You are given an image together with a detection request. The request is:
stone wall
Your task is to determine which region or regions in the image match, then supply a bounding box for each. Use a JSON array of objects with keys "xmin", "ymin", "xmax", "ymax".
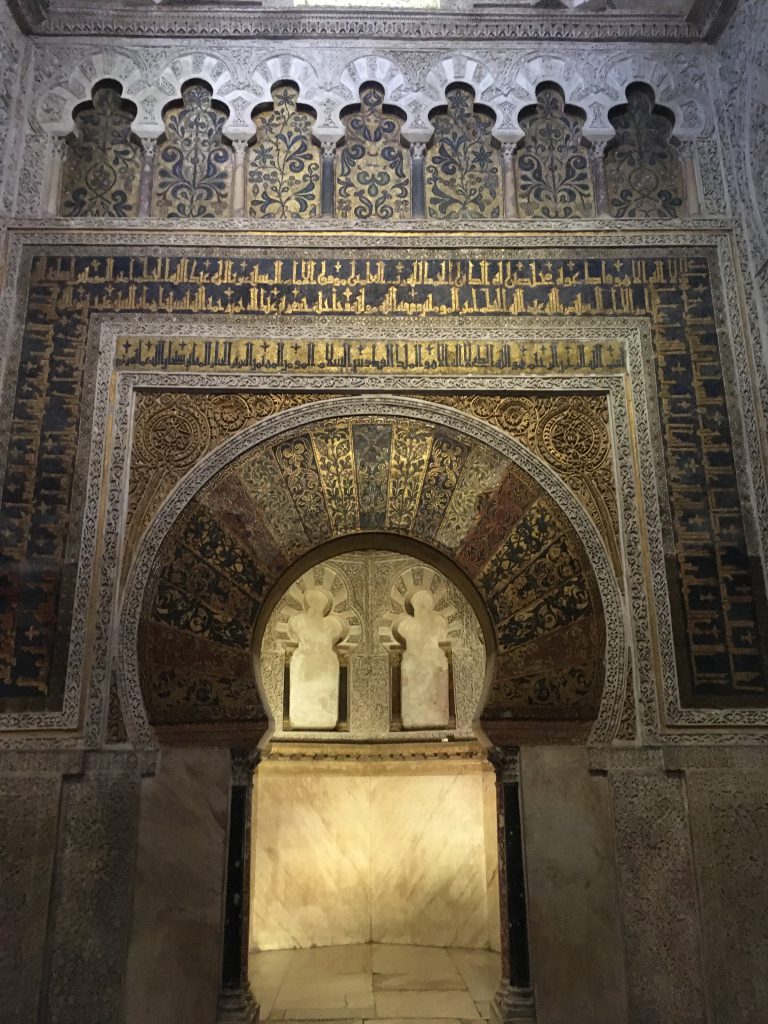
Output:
[{"xmin": 714, "ymin": 0, "xmax": 768, "ymax": 462}]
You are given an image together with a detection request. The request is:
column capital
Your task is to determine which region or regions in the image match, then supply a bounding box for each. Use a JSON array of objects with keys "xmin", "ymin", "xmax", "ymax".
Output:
[
  {"xmin": 231, "ymin": 747, "xmax": 260, "ymax": 786},
  {"xmin": 140, "ymin": 138, "xmax": 158, "ymax": 159},
  {"xmin": 501, "ymin": 141, "xmax": 517, "ymax": 162},
  {"xmin": 232, "ymin": 139, "xmax": 249, "ymax": 162},
  {"xmin": 321, "ymin": 140, "xmax": 338, "ymax": 160},
  {"xmin": 51, "ymin": 135, "xmax": 68, "ymax": 159},
  {"xmin": 410, "ymin": 141, "xmax": 427, "ymax": 161},
  {"xmin": 489, "ymin": 746, "xmax": 520, "ymax": 783}
]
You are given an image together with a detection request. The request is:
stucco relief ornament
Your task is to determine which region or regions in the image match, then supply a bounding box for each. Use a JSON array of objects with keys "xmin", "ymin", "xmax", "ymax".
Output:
[
  {"xmin": 396, "ymin": 589, "xmax": 451, "ymax": 729},
  {"xmin": 287, "ymin": 588, "xmax": 346, "ymax": 729}
]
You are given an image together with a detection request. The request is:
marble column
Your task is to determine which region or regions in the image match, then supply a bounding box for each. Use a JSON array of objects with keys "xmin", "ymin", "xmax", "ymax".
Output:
[
  {"xmin": 489, "ymin": 748, "xmax": 536, "ymax": 1023},
  {"xmin": 501, "ymin": 142, "xmax": 519, "ymax": 219},
  {"xmin": 138, "ymin": 138, "xmax": 157, "ymax": 218},
  {"xmin": 590, "ymin": 140, "xmax": 611, "ymax": 217},
  {"xmin": 679, "ymin": 140, "xmax": 701, "ymax": 217},
  {"xmin": 321, "ymin": 141, "xmax": 337, "ymax": 216},
  {"xmin": 410, "ymin": 142, "xmax": 427, "ymax": 218},
  {"xmin": 45, "ymin": 136, "xmax": 68, "ymax": 216},
  {"xmin": 231, "ymin": 140, "xmax": 249, "ymax": 218},
  {"xmin": 216, "ymin": 748, "xmax": 261, "ymax": 1024}
]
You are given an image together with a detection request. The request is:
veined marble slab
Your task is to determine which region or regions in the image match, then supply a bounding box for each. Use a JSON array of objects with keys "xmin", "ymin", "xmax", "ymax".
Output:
[{"xmin": 250, "ymin": 762, "xmax": 500, "ymax": 951}]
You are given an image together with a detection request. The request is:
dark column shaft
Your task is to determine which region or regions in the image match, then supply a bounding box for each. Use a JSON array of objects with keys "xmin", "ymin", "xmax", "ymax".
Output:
[
  {"xmin": 221, "ymin": 783, "xmax": 248, "ymax": 990},
  {"xmin": 410, "ymin": 143, "xmax": 426, "ymax": 218},
  {"xmin": 503, "ymin": 780, "xmax": 531, "ymax": 988},
  {"xmin": 490, "ymin": 747, "xmax": 536, "ymax": 1023},
  {"xmin": 321, "ymin": 142, "xmax": 336, "ymax": 216},
  {"xmin": 216, "ymin": 749, "xmax": 259, "ymax": 1023}
]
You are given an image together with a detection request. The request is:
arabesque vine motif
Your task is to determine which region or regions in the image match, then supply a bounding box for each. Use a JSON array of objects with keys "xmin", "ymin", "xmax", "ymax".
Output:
[
  {"xmin": 425, "ymin": 84, "xmax": 501, "ymax": 219},
  {"xmin": 337, "ymin": 84, "xmax": 410, "ymax": 220},
  {"xmin": 605, "ymin": 85, "xmax": 685, "ymax": 219},
  {"xmin": 248, "ymin": 83, "xmax": 321, "ymax": 219},
  {"xmin": 514, "ymin": 84, "xmax": 595, "ymax": 218},
  {"xmin": 60, "ymin": 85, "xmax": 140, "ymax": 217},
  {"xmin": 153, "ymin": 82, "xmax": 232, "ymax": 218}
]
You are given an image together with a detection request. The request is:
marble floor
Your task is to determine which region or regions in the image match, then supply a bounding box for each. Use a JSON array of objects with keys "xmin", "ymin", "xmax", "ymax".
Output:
[{"xmin": 248, "ymin": 943, "xmax": 501, "ymax": 1022}]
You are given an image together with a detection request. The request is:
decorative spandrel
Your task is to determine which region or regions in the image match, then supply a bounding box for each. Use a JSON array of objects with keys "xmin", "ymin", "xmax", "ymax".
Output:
[
  {"xmin": 425, "ymin": 84, "xmax": 501, "ymax": 220},
  {"xmin": 514, "ymin": 84, "xmax": 595, "ymax": 219},
  {"xmin": 153, "ymin": 82, "xmax": 232, "ymax": 218},
  {"xmin": 605, "ymin": 84, "xmax": 685, "ymax": 219},
  {"xmin": 60, "ymin": 84, "xmax": 140, "ymax": 217},
  {"xmin": 337, "ymin": 83, "xmax": 410, "ymax": 220},
  {"xmin": 248, "ymin": 83, "xmax": 321, "ymax": 219}
]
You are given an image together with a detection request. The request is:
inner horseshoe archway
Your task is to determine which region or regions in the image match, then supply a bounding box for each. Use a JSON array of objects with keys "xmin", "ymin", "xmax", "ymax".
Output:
[
  {"xmin": 247, "ymin": 548, "xmax": 502, "ymax": 1019},
  {"xmin": 133, "ymin": 403, "xmax": 612, "ymax": 744}
]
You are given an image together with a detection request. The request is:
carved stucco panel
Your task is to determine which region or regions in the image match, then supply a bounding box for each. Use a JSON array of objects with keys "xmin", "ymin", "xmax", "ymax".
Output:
[
  {"xmin": 42, "ymin": 754, "xmax": 141, "ymax": 1024},
  {"xmin": 610, "ymin": 770, "xmax": 707, "ymax": 1024},
  {"xmin": 0, "ymin": 772, "xmax": 62, "ymax": 1024},
  {"xmin": 687, "ymin": 770, "xmax": 768, "ymax": 1024}
]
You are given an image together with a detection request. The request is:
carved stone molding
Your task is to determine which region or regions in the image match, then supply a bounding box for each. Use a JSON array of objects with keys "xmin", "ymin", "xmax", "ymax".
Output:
[
  {"xmin": 14, "ymin": 4, "xmax": 737, "ymax": 42},
  {"xmin": 30, "ymin": 42, "xmax": 710, "ymax": 147}
]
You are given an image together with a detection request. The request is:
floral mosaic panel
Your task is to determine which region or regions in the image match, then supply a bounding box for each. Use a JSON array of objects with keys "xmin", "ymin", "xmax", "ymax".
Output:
[
  {"xmin": 60, "ymin": 84, "xmax": 140, "ymax": 217},
  {"xmin": 153, "ymin": 82, "xmax": 232, "ymax": 218},
  {"xmin": 337, "ymin": 83, "xmax": 410, "ymax": 220},
  {"xmin": 514, "ymin": 84, "xmax": 595, "ymax": 218},
  {"xmin": 605, "ymin": 84, "xmax": 686, "ymax": 219},
  {"xmin": 248, "ymin": 83, "xmax": 321, "ymax": 219},
  {"xmin": 425, "ymin": 84, "xmax": 501, "ymax": 219}
]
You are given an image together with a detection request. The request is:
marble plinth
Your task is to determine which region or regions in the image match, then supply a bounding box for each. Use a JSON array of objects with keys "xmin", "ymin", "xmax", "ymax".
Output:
[{"xmin": 250, "ymin": 760, "xmax": 500, "ymax": 951}]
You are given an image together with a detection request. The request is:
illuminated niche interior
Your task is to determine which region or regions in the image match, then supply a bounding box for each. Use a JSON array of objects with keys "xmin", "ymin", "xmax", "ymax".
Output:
[{"xmin": 249, "ymin": 550, "xmax": 501, "ymax": 963}]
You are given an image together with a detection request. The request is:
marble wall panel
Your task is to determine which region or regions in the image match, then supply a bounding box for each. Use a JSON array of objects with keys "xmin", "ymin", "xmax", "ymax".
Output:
[
  {"xmin": 124, "ymin": 748, "xmax": 230, "ymax": 1024},
  {"xmin": 687, "ymin": 770, "xmax": 768, "ymax": 1024},
  {"xmin": 482, "ymin": 768, "xmax": 502, "ymax": 954},
  {"xmin": 250, "ymin": 766, "xmax": 372, "ymax": 950},
  {"xmin": 521, "ymin": 747, "xmax": 628, "ymax": 1024},
  {"xmin": 250, "ymin": 761, "xmax": 500, "ymax": 952},
  {"xmin": 370, "ymin": 769, "xmax": 494, "ymax": 948},
  {"xmin": 0, "ymin": 770, "xmax": 61, "ymax": 1024}
]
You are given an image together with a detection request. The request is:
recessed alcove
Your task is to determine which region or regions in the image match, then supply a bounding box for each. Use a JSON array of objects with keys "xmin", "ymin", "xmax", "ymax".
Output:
[{"xmin": 249, "ymin": 550, "xmax": 501, "ymax": 1020}]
